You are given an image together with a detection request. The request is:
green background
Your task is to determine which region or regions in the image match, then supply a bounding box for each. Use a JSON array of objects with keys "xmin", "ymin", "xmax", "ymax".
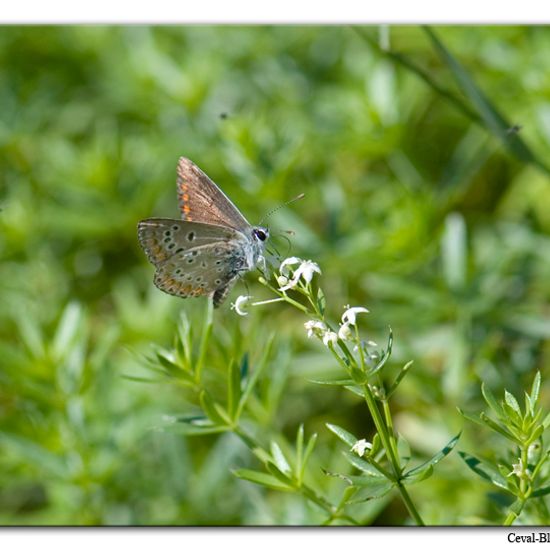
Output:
[{"xmin": 1, "ymin": 25, "xmax": 550, "ymax": 525}]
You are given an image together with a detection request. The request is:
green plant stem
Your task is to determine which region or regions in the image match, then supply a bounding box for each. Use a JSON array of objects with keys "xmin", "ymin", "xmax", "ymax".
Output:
[
  {"xmin": 504, "ymin": 500, "xmax": 525, "ymax": 526},
  {"xmin": 362, "ymin": 383, "xmax": 424, "ymax": 525}
]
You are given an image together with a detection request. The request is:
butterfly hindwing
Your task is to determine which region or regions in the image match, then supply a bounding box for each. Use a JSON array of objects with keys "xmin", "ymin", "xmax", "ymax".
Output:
[
  {"xmin": 154, "ymin": 242, "xmax": 248, "ymax": 305},
  {"xmin": 137, "ymin": 218, "xmax": 250, "ymax": 306},
  {"xmin": 177, "ymin": 157, "xmax": 251, "ymax": 231}
]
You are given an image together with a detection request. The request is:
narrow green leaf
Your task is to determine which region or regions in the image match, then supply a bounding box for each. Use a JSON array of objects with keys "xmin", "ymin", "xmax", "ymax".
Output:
[
  {"xmin": 196, "ymin": 299, "xmax": 214, "ymax": 376},
  {"xmin": 442, "ymin": 213, "xmax": 466, "ymax": 291},
  {"xmin": 15, "ymin": 315, "xmax": 45, "ymax": 358},
  {"xmin": 397, "ymin": 434, "xmax": 411, "ymax": 466},
  {"xmin": 296, "ymin": 424, "xmax": 304, "ymax": 477},
  {"xmin": 530, "ymin": 371, "xmax": 541, "ymax": 409},
  {"xmin": 532, "ymin": 485, "xmax": 550, "ymax": 498},
  {"xmin": 237, "ymin": 333, "xmax": 274, "ymax": 416},
  {"xmin": 404, "ymin": 433, "xmax": 461, "ymax": 480},
  {"xmin": 240, "ymin": 352, "xmax": 249, "ymax": 381},
  {"xmin": 480, "ymin": 412, "xmax": 519, "ymax": 443},
  {"xmin": 177, "ymin": 312, "xmax": 192, "ymax": 368},
  {"xmin": 504, "ymin": 390, "xmax": 522, "ymax": 416},
  {"xmin": 344, "ymin": 385, "xmax": 364, "ymax": 398},
  {"xmin": 121, "ymin": 374, "xmax": 161, "ymax": 384},
  {"xmin": 232, "ymin": 469, "xmax": 292, "ymax": 491},
  {"xmin": 423, "ymin": 26, "xmax": 550, "ymax": 175},
  {"xmin": 481, "ymin": 383, "xmax": 504, "ymax": 418},
  {"xmin": 458, "ymin": 407, "xmax": 487, "ymax": 428},
  {"xmin": 302, "ymin": 433, "xmax": 318, "ymax": 475},
  {"xmin": 346, "ymin": 480, "xmax": 394, "ymax": 503},
  {"xmin": 154, "ymin": 351, "xmax": 182, "ymax": 376},
  {"xmin": 326, "ymin": 423, "xmax": 356, "ymax": 447},
  {"xmin": 459, "ymin": 451, "xmax": 509, "ymax": 490},
  {"xmin": 543, "ymin": 411, "xmax": 550, "ymax": 429},
  {"xmin": 167, "ymin": 424, "xmax": 228, "ymax": 436},
  {"xmin": 322, "ymin": 468, "xmax": 353, "ymax": 485},
  {"xmin": 309, "ymin": 378, "xmax": 356, "ymax": 386},
  {"xmin": 526, "ymin": 424, "xmax": 544, "ymax": 447},
  {"xmin": 402, "ymin": 465, "xmax": 434, "ymax": 485},
  {"xmin": 53, "ymin": 302, "xmax": 82, "ymax": 360},
  {"xmin": 270, "ymin": 441, "xmax": 292, "ymax": 475},
  {"xmin": 386, "ymin": 360, "xmax": 413, "ymax": 399},
  {"xmin": 317, "ymin": 287, "xmax": 326, "ymax": 316},
  {"xmin": 344, "ymin": 453, "xmax": 385, "ymax": 478},
  {"xmin": 524, "ymin": 391, "xmax": 533, "ymax": 419},
  {"xmin": 200, "ymin": 390, "xmax": 227, "ymax": 426},
  {"xmin": 227, "ymin": 359, "xmax": 241, "ymax": 420},
  {"xmin": 368, "ymin": 328, "xmax": 393, "ymax": 377},
  {"xmin": 266, "ymin": 462, "xmax": 294, "ymax": 486},
  {"xmin": 0, "ymin": 433, "xmax": 66, "ymax": 477}
]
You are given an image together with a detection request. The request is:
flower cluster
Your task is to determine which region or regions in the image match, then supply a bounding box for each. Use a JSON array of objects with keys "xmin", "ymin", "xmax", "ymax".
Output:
[{"xmin": 304, "ymin": 305, "xmax": 369, "ymax": 348}]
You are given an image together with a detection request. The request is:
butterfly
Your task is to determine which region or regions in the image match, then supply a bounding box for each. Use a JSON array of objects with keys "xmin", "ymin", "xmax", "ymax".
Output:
[{"xmin": 137, "ymin": 157, "xmax": 269, "ymax": 308}]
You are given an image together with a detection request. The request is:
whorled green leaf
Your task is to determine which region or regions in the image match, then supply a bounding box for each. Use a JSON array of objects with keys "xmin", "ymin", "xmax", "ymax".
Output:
[
  {"xmin": 232, "ymin": 469, "xmax": 293, "ymax": 491},
  {"xmin": 346, "ymin": 479, "xmax": 395, "ymax": 503},
  {"xmin": 459, "ymin": 451, "xmax": 509, "ymax": 491},
  {"xmin": 368, "ymin": 328, "xmax": 393, "ymax": 376},
  {"xmin": 504, "ymin": 390, "xmax": 521, "ymax": 416},
  {"xmin": 344, "ymin": 452, "xmax": 386, "ymax": 478},
  {"xmin": 309, "ymin": 378, "xmax": 356, "ymax": 386},
  {"xmin": 480, "ymin": 412, "xmax": 519, "ymax": 443},
  {"xmin": 227, "ymin": 359, "xmax": 241, "ymax": 420},
  {"xmin": 317, "ymin": 287, "xmax": 326, "ymax": 316},
  {"xmin": 397, "ymin": 433, "xmax": 411, "ymax": 466},
  {"xmin": 53, "ymin": 302, "xmax": 82, "ymax": 360},
  {"xmin": 270, "ymin": 441, "xmax": 292, "ymax": 475},
  {"xmin": 326, "ymin": 423, "xmax": 357, "ymax": 447},
  {"xmin": 404, "ymin": 433, "xmax": 460, "ymax": 483},
  {"xmin": 481, "ymin": 383, "xmax": 504, "ymax": 418},
  {"xmin": 344, "ymin": 385, "xmax": 364, "ymax": 398},
  {"xmin": 402, "ymin": 465, "xmax": 434, "ymax": 485},
  {"xmin": 199, "ymin": 390, "xmax": 228, "ymax": 426},
  {"xmin": 302, "ymin": 433, "xmax": 318, "ymax": 475},
  {"xmin": 324, "ymin": 470, "xmax": 394, "ymax": 500},
  {"xmin": 532, "ymin": 485, "xmax": 550, "ymax": 498},
  {"xmin": 266, "ymin": 462, "xmax": 294, "ymax": 486},
  {"xmin": 237, "ymin": 333, "xmax": 275, "ymax": 417},
  {"xmin": 386, "ymin": 360, "xmax": 413, "ymax": 399}
]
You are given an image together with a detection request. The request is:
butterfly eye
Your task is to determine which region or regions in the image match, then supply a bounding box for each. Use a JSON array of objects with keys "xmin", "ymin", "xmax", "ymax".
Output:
[{"xmin": 254, "ymin": 228, "xmax": 268, "ymax": 242}]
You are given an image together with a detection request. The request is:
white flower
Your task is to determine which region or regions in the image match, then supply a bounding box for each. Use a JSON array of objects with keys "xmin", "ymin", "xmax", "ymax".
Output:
[
  {"xmin": 322, "ymin": 330, "xmax": 338, "ymax": 347},
  {"xmin": 304, "ymin": 320, "xmax": 326, "ymax": 338},
  {"xmin": 351, "ymin": 439, "xmax": 372, "ymax": 457},
  {"xmin": 341, "ymin": 306, "xmax": 369, "ymax": 326},
  {"xmin": 279, "ymin": 257, "xmax": 302, "ymax": 277},
  {"xmin": 231, "ymin": 295, "xmax": 252, "ymax": 316},
  {"xmin": 508, "ymin": 458, "xmax": 530, "ymax": 480},
  {"xmin": 279, "ymin": 258, "xmax": 322, "ymax": 291},
  {"xmin": 338, "ymin": 323, "xmax": 353, "ymax": 341},
  {"xmin": 277, "ymin": 275, "xmax": 289, "ymax": 287},
  {"xmin": 295, "ymin": 260, "xmax": 321, "ymax": 284}
]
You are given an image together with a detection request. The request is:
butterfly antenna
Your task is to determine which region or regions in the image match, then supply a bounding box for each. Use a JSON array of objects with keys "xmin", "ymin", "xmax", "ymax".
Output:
[{"xmin": 259, "ymin": 193, "xmax": 305, "ymax": 226}]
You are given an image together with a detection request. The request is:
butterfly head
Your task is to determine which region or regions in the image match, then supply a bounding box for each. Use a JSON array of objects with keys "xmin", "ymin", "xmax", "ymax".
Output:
[{"xmin": 252, "ymin": 226, "xmax": 269, "ymax": 243}]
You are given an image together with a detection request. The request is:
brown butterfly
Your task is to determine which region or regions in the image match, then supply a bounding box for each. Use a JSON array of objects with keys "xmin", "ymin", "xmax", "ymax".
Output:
[{"xmin": 137, "ymin": 157, "xmax": 269, "ymax": 307}]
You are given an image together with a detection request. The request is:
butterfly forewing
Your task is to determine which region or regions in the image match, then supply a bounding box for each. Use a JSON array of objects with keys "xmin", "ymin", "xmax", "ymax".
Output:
[
  {"xmin": 137, "ymin": 218, "xmax": 241, "ymax": 265},
  {"xmin": 177, "ymin": 157, "xmax": 251, "ymax": 231}
]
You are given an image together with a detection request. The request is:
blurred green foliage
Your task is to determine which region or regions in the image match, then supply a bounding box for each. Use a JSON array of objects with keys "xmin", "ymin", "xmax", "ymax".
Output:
[{"xmin": 1, "ymin": 25, "xmax": 550, "ymax": 525}]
